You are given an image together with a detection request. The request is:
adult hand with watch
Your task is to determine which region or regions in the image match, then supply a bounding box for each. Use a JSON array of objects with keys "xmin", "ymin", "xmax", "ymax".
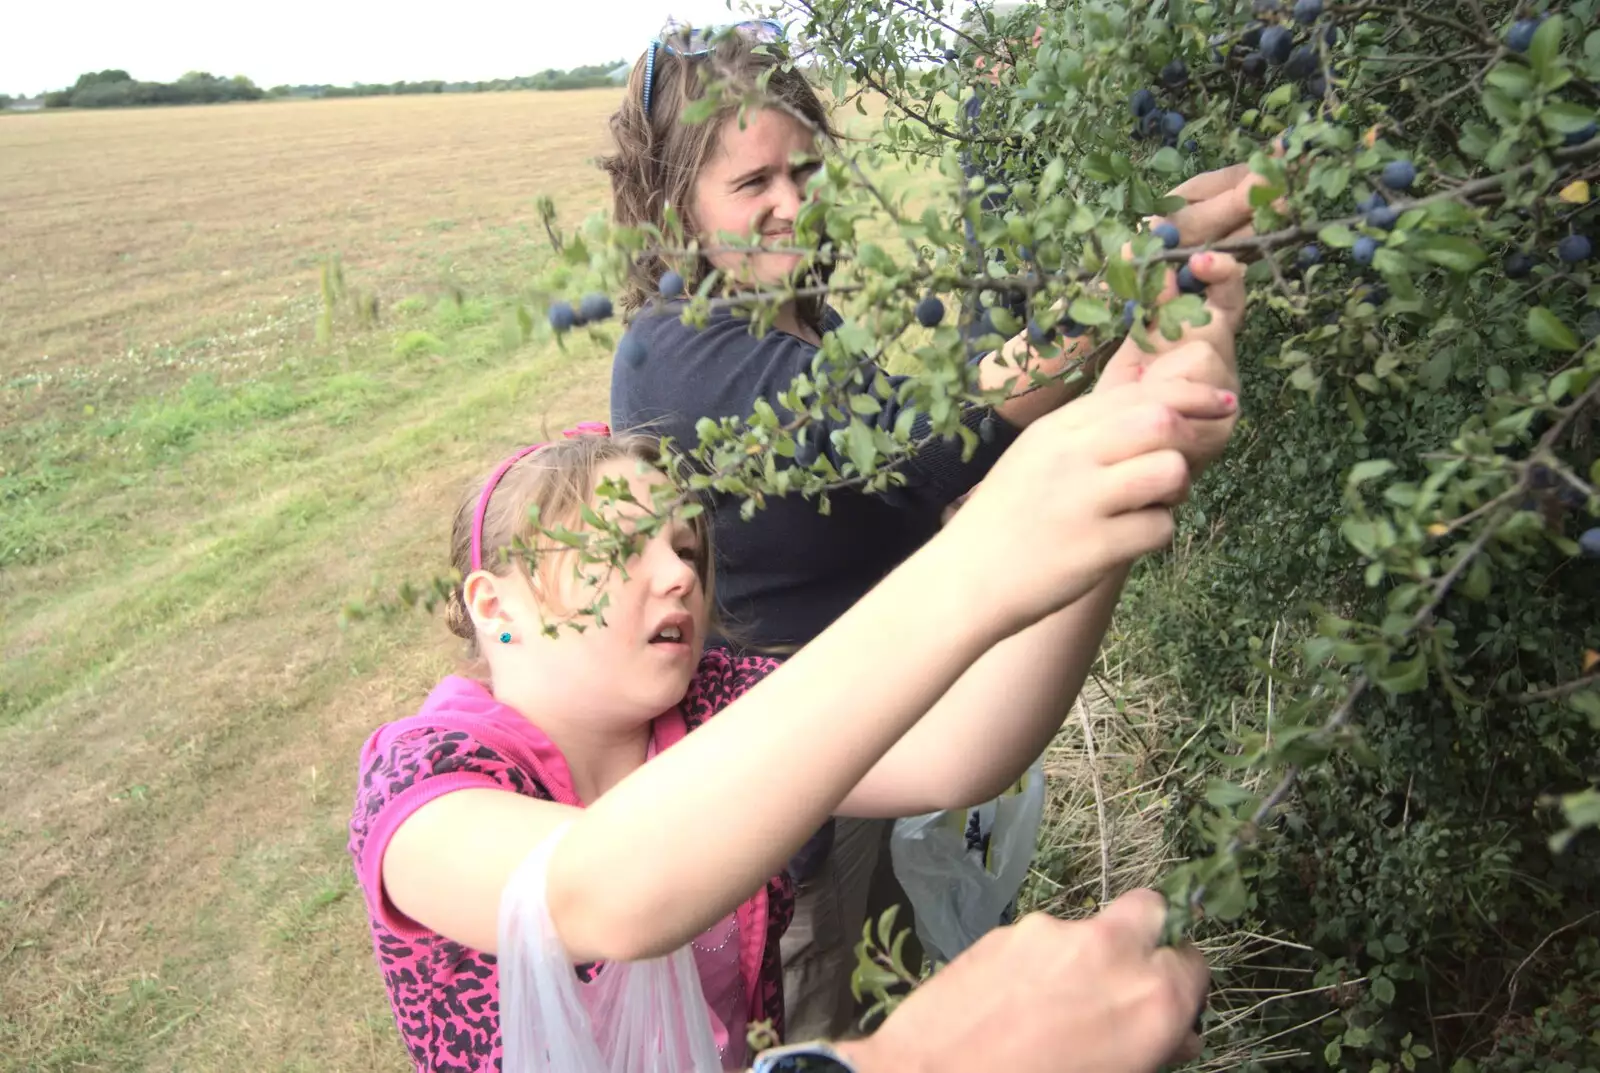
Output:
[{"xmin": 754, "ymin": 889, "xmax": 1208, "ymax": 1073}]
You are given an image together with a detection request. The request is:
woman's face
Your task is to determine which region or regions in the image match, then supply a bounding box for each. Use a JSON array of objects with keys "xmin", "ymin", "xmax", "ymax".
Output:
[{"xmin": 691, "ymin": 107, "xmax": 820, "ymax": 288}]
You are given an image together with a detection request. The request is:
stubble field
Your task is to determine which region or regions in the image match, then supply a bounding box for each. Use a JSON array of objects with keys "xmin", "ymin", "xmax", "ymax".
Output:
[{"xmin": 1, "ymin": 89, "xmax": 628, "ymax": 1071}]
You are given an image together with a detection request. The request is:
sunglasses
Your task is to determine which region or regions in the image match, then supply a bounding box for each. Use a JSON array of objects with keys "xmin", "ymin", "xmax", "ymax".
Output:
[{"xmin": 643, "ymin": 17, "xmax": 788, "ymax": 119}]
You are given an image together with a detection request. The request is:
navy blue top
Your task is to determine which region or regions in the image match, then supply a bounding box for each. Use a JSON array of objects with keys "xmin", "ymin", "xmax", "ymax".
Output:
[{"xmin": 610, "ymin": 302, "xmax": 1020, "ymax": 651}]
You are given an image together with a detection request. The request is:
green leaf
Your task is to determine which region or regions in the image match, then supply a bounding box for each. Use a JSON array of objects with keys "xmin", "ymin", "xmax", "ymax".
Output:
[
  {"xmin": 1081, "ymin": 152, "xmax": 1117, "ymax": 183},
  {"xmin": 1486, "ymin": 64, "xmax": 1536, "ymax": 96},
  {"xmin": 1205, "ymin": 865, "xmax": 1248, "ymax": 922},
  {"xmin": 849, "ymin": 393, "xmax": 882, "ymax": 417},
  {"xmin": 1530, "ymin": 14, "xmax": 1565, "ymax": 78},
  {"xmin": 1460, "ymin": 556, "xmax": 1491, "ymax": 601},
  {"xmin": 1376, "ymin": 653, "xmax": 1428, "ymax": 695},
  {"xmin": 1384, "ymin": 932, "xmax": 1410, "ymax": 954},
  {"xmin": 844, "ymin": 421, "xmax": 877, "ymax": 475},
  {"xmin": 1343, "ymin": 518, "xmax": 1378, "ymax": 557},
  {"xmin": 1347, "ymin": 459, "xmax": 1395, "ymax": 488},
  {"xmin": 1410, "ymin": 236, "xmax": 1486, "ymax": 274},
  {"xmin": 1539, "ymin": 101, "xmax": 1598, "ymax": 134},
  {"xmin": 1150, "ymin": 146, "xmax": 1183, "ymax": 174},
  {"xmin": 1068, "ymin": 298, "xmax": 1112, "ymax": 326},
  {"xmin": 1319, "ymin": 223, "xmax": 1357, "ymax": 249},
  {"xmin": 1325, "ymin": 1042, "xmax": 1343, "ymax": 1065},
  {"xmin": 1105, "ymin": 255, "xmax": 1139, "ymax": 300},
  {"xmin": 1372, "ymin": 975, "xmax": 1397, "ymax": 1005},
  {"xmin": 1527, "ymin": 306, "xmax": 1580, "ymax": 351},
  {"xmin": 1205, "ymin": 779, "xmax": 1253, "ymax": 808},
  {"xmin": 988, "ymin": 307, "xmax": 1020, "ymax": 337}
]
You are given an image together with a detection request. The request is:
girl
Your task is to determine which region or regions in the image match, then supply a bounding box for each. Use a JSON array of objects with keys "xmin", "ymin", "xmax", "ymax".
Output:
[
  {"xmin": 603, "ymin": 18, "xmax": 1260, "ymax": 1038},
  {"xmin": 348, "ymin": 342, "xmax": 1242, "ymax": 1071}
]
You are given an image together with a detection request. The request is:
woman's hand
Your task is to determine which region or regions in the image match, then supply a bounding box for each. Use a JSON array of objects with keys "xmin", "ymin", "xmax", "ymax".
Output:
[
  {"xmin": 838, "ymin": 889, "xmax": 1208, "ymax": 1073},
  {"xmin": 943, "ymin": 375, "xmax": 1238, "ymax": 631}
]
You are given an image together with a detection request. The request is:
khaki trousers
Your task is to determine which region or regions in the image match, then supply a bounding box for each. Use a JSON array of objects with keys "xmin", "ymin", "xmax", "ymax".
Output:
[{"xmin": 780, "ymin": 816, "xmax": 920, "ymax": 1041}]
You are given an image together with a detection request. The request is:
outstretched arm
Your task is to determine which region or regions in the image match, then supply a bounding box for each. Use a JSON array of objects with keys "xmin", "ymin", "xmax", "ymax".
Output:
[
  {"xmin": 383, "ymin": 376, "xmax": 1216, "ymax": 968},
  {"xmin": 841, "ymin": 255, "xmax": 1247, "ymax": 818}
]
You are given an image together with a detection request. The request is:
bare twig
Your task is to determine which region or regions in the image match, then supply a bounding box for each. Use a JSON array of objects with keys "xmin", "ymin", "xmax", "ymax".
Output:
[{"xmin": 1076, "ymin": 695, "xmax": 1113, "ymax": 906}]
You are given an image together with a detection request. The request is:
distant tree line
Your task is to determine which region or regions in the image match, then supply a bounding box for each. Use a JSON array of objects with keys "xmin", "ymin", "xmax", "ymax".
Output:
[
  {"xmin": 265, "ymin": 61, "xmax": 628, "ymax": 99},
  {"xmin": 43, "ymin": 69, "xmax": 264, "ymax": 108},
  {"xmin": 25, "ymin": 60, "xmax": 630, "ymax": 110}
]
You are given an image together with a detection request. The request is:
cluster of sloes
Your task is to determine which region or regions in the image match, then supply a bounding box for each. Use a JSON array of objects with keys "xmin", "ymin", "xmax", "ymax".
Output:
[
  {"xmin": 1220, "ymin": 0, "xmax": 1340, "ymax": 104},
  {"xmin": 547, "ymin": 270, "xmax": 690, "ymax": 369}
]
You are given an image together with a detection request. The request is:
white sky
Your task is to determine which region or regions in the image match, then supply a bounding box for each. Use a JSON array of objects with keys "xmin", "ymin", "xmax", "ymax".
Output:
[{"xmin": 1, "ymin": 0, "xmax": 772, "ymax": 96}]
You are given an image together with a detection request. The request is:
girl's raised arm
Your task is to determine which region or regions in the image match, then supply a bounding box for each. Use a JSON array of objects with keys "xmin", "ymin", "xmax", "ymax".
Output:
[{"xmin": 383, "ymin": 287, "xmax": 1237, "ymax": 967}]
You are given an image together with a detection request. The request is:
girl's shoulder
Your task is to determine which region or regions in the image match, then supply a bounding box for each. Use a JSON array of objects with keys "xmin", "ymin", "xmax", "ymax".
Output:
[{"xmin": 679, "ymin": 646, "xmax": 782, "ymax": 731}]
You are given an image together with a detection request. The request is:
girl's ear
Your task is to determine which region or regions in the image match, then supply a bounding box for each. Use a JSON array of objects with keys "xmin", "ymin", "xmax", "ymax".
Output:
[{"xmin": 463, "ymin": 570, "xmax": 509, "ymax": 635}]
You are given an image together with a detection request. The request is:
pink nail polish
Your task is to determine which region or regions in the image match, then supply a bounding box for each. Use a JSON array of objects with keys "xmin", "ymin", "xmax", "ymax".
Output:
[{"xmin": 1220, "ymin": 391, "xmax": 1237, "ymax": 410}]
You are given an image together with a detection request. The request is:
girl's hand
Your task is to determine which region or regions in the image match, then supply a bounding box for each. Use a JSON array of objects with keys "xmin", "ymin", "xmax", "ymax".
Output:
[
  {"xmin": 942, "ymin": 376, "xmax": 1238, "ymax": 631},
  {"xmin": 1098, "ymin": 249, "xmax": 1245, "ymax": 403}
]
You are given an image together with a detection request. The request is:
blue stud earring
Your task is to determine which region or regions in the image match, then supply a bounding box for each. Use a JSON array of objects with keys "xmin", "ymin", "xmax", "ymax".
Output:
[{"xmin": 499, "ymin": 630, "xmax": 513, "ymax": 645}]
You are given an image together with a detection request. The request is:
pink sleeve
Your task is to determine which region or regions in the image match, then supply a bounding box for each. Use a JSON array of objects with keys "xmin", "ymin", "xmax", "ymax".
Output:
[{"xmin": 348, "ymin": 726, "xmax": 527, "ymax": 940}]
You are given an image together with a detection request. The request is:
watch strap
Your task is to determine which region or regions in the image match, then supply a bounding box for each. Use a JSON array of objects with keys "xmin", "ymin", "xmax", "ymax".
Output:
[{"xmin": 750, "ymin": 1039, "xmax": 860, "ymax": 1073}]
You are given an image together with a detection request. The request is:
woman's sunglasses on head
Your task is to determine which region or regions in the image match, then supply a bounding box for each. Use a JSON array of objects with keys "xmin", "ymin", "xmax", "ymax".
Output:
[{"xmin": 643, "ymin": 17, "xmax": 788, "ymax": 119}]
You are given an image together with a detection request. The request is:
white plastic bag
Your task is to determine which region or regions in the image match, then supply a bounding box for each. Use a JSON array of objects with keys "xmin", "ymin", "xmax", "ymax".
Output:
[
  {"xmin": 889, "ymin": 758, "xmax": 1047, "ymax": 965},
  {"xmin": 498, "ymin": 823, "xmax": 722, "ymax": 1073}
]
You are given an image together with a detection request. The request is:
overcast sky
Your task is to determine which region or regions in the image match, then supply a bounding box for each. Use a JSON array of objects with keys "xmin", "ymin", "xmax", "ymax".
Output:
[{"xmin": 2, "ymin": 0, "xmax": 782, "ymax": 95}]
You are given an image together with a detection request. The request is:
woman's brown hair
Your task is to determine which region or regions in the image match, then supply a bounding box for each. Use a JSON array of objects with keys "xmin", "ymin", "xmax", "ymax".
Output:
[
  {"xmin": 599, "ymin": 29, "xmax": 841, "ymax": 333},
  {"xmin": 444, "ymin": 434, "xmax": 716, "ymax": 669}
]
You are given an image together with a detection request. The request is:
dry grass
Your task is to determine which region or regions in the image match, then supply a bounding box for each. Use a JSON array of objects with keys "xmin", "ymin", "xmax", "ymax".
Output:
[
  {"xmin": 0, "ymin": 90, "xmax": 627, "ymax": 1072},
  {"xmin": 1026, "ymin": 627, "xmax": 1321, "ymax": 1071}
]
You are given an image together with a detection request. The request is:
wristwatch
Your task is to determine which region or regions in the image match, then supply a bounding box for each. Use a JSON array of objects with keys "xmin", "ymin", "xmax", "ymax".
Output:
[{"xmin": 750, "ymin": 1039, "xmax": 860, "ymax": 1073}]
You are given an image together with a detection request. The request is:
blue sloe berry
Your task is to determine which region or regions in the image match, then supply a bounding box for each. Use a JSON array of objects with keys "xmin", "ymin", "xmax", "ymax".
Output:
[
  {"xmin": 1503, "ymin": 250, "xmax": 1536, "ymax": 278},
  {"xmin": 617, "ymin": 332, "xmax": 647, "ymax": 368},
  {"xmin": 548, "ymin": 302, "xmax": 577, "ymax": 332},
  {"xmin": 1260, "ymin": 26, "xmax": 1294, "ymax": 65},
  {"xmin": 1284, "ymin": 46, "xmax": 1317, "ymax": 80},
  {"xmin": 1506, "ymin": 18, "xmax": 1541, "ymax": 54},
  {"xmin": 1558, "ymin": 235, "xmax": 1593, "ymax": 264},
  {"xmin": 578, "ymin": 293, "xmax": 614, "ymax": 323},
  {"xmin": 1381, "ymin": 160, "xmax": 1417, "ymax": 191},
  {"xmin": 1366, "ymin": 204, "xmax": 1400, "ymax": 231}
]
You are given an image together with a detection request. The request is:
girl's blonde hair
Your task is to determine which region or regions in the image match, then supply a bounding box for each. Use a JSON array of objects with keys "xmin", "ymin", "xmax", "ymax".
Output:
[
  {"xmin": 444, "ymin": 433, "xmax": 715, "ymax": 666},
  {"xmin": 599, "ymin": 30, "xmax": 841, "ymax": 332}
]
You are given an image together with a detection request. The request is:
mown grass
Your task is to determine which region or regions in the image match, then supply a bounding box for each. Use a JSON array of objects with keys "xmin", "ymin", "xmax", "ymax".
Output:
[{"xmin": 0, "ymin": 91, "xmax": 627, "ymax": 1072}]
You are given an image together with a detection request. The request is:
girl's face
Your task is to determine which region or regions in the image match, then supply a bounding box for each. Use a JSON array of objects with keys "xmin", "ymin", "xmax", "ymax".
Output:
[
  {"xmin": 691, "ymin": 107, "xmax": 820, "ymax": 289},
  {"xmin": 487, "ymin": 460, "xmax": 711, "ymax": 727}
]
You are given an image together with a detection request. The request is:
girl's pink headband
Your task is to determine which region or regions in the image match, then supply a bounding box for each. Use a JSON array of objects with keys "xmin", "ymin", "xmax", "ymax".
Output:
[{"xmin": 469, "ymin": 421, "xmax": 612, "ymax": 573}]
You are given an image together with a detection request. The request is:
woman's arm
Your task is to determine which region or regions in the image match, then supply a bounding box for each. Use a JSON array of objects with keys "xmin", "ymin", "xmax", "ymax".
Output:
[
  {"xmin": 985, "ymin": 163, "xmax": 1265, "ymax": 429},
  {"xmin": 840, "ymin": 257, "xmax": 1248, "ymax": 818},
  {"xmin": 834, "ymin": 564, "xmax": 1129, "ymax": 818}
]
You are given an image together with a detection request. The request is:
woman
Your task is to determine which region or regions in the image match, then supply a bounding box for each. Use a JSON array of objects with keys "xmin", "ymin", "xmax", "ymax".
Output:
[{"xmin": 602, "ymin": 17, "xmax": 1259, "ymax": 1042}]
